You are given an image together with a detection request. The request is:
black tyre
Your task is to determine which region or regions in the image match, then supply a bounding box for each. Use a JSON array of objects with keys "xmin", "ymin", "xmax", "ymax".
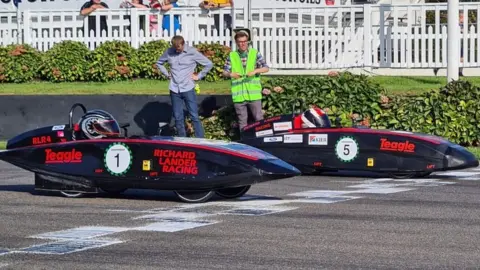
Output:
[
  {"xmin": 59, "ymin": 191, "xmax": 84, "ymax": 198},
  {"xmin": 174, "ymin": 190, "xmax": 215, "ymax": 203},
  {"xmin": 215, "ymin": 185, "xmax": 251, "ymax": 199}
]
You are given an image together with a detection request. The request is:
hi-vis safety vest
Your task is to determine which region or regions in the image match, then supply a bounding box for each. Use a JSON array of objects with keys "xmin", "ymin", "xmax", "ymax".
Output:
[{"xmin": 229, "ymin": 48, "xmax": 262, "ymax": 103}]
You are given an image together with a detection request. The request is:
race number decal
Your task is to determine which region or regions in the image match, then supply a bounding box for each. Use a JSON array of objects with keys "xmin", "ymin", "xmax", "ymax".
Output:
[
  {"xmin": 104, "ymin": 143, "xmax": 132, "ymax": 176},
  {"xmin": 335, "ymin": 136, "xmax": 358, "ymax": 162}
]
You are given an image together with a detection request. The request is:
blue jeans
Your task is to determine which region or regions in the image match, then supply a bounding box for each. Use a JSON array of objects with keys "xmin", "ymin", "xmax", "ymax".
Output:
[{"xmin": 170, "ymin": 89, "xmax": 204, "ymax": 138}]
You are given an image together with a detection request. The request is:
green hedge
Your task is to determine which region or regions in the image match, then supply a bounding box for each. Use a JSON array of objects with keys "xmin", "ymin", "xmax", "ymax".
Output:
[
  {"xmin": 195, "ymin": 72, "xmax": 480, "ymax": 147},
  {"xmin": 0, "ymin": 40, "xmax": 231, "ymax": 83}
]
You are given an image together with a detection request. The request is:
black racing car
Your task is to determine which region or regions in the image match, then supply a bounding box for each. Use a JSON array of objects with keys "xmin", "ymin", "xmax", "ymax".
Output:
[{"xmin": 0, "ymin": 103, "xmax": 300, "ymax": 203}]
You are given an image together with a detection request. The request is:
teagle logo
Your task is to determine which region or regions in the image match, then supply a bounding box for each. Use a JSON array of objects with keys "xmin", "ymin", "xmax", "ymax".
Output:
[
  {"xmin": 45, "ymin": 148, "xmax": 83, "ymax": 163},
  {"xmin": 380, "ymin": 138, "xmax": 415, "ymax": 153}
]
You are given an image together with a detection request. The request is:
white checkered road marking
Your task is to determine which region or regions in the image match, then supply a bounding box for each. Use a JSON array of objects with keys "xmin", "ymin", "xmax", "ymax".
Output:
[{"xmin": 1, "ymin": 167, "xmax": 479, "ymax": 257}]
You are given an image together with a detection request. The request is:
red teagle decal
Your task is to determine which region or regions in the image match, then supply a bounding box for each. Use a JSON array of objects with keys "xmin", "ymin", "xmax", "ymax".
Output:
[
  {"xmin": 380, "ymin": 138, "xmax": 415, "ymax": 153},
  {"xmin": 45, "ymin": 148, "xmax": 83, "ymax": 163}
]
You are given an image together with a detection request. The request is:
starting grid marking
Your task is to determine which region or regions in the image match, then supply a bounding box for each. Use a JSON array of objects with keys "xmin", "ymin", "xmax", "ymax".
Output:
[{"xmin": 1, "ymin": 169, "xmax": 480, "ymax": 257}]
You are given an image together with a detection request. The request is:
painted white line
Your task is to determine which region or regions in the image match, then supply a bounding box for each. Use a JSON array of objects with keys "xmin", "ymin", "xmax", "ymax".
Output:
[
  {"xmin": 288, "ymin": 190, "xmax": 354, "ymax": 198},
  {"xmin": 435, "ymin": 171, "xmax": 480, "ymax": 177},
  {"xmin": 218, "ymin": 206, "xmax": 299, "ymax": 216},
  {"xmin": 31, "ymin": 226, "xmax": 130, "ymax": 240},
  {"xmin": 133, "ymin": 212, "xmax": 216, "ymax": 221},
  {"xmin": 347, "ymin": 187, "xmax": 415, "ymax": 194},
  {"xmin": 17, "ymin": 239, "xmax": 124, "ymax": 255},
  {"xmin": 293, "ymin": 196, "xmax": 362, "ymax": 204},
  {"xmin": 0, "ymin": 263, "xmax": 9, "ymax": 268},
  {"xmin": 131, "ymin": 220, "xmax": 220, "ymax": 232}
]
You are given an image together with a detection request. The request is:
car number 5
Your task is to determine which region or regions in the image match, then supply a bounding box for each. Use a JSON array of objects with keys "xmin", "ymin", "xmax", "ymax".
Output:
[{"xmin": 343, "ymin": 144, "xmax": 350, "ymax": 155}]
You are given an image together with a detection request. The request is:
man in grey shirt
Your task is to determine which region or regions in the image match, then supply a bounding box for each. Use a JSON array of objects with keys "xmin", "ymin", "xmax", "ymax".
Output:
[{"xmin": 156, "ymin": 35, "xmax": 213, "ymax": 138}]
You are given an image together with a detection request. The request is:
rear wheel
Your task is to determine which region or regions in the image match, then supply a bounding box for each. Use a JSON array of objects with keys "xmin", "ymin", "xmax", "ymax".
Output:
[
  {"xmin": 389, "ymin": 172, "xmax": 432, "ymax": 179},
  {"xmin": 59, "ymin": 191, "xmax": 84, "ymax": 198},
  {"xmin": 174, "ymin": 190, "xmax": 215, "ymax": 203},
  {"xmin": 216, "ymin": 185, "xmax": 251, "ymax": 199},
  {"xmin": 388, "ymin": 172, "xmax": 417, "ymax": 179}
]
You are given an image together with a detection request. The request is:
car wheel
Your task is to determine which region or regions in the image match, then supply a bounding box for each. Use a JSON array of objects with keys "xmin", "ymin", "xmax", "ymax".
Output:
[
  {"xmin": 174, "ymin": 190, "xmax": 215, "ymax": 203},
  {"xmin": 415, "ymin": 172, "xmax": 432, "ymax": 178},
  {"xmin": 388, "ymin": 172, "xmax": 418, "ymax": 179},
  {"xmin": 215, "ymin": 185, "xmax": 251, "ymax": 199},
  {"xmin": 60, "ymin": 191, "xmax": 84, "ymax": 198}
]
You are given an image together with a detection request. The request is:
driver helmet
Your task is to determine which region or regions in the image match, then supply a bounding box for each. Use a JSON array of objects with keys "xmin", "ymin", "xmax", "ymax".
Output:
[
  {"xmin": 301, "ymin": 106, "xmax": 331, "ymax": 128},
  {"xmin": 73, "ymin": 110, "xmax": 121, "ymax": 140}
]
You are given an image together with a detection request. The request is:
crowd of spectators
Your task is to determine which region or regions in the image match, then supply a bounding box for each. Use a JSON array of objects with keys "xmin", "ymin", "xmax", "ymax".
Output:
[{"xmin": 79, "ymin": 0, "xmax": 233, "ymax": 36}]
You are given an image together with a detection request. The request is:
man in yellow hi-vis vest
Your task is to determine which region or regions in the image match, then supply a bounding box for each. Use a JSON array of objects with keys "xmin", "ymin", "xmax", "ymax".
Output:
[{"xmin": 223, "ymin": 30, "xmax": 270, "ymax": 130}]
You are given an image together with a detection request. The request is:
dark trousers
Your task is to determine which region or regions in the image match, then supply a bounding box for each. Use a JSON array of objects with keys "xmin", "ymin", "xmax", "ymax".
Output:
[
  {"xmin": 234, "ymin": 100, "xmax": 264, "ymax": 130},
  {"xmin": 170, "ymin": 89, "xmax": 205, "ymax": 138}
]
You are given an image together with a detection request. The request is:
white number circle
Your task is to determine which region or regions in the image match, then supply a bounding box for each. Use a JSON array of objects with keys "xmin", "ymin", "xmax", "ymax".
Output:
[
  {"xmin": 104, "ymin": 143, "xmax": 132, "ymax": 175},
  {"xmin": 335, "ymin": 137, "xmax": 358, "ymax": 162}
]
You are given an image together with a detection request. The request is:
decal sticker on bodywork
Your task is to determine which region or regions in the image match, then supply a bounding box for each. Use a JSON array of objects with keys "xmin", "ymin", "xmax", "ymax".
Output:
[
  {"xmin": 154, "ymin": 149, "xmax": 198, "ymax": 175},
  {"xmin": 284, "ymin": 134, "xmax": 303, "ymax": 143},
  {"xmin": 380, "ymin": 138, "xmax": 415, "ymax": 153},
  {"xmin": 264, "ymin": 136, "xmax": 283, "ymax": 143},
  {"xmin": 104, "ymin": 143, "xmax": 132, "ymax": 176},
  {"xmin": 273, "ymin": 121, "xmax": 292, "ymax": 131},
  {"xmin": 52, "ymin": 125, "xmax": 65, "ymax": 131},
  {"xmin": 256, "ymin": 129, "xmax": 274, "ymax": 137},
  {"xmin": 335, "ymin": 136, "xmax": 358, "ymax": 162},
  {"xmin": 308, "ymin": 134, "xmax": 328, "ymax": 145}
]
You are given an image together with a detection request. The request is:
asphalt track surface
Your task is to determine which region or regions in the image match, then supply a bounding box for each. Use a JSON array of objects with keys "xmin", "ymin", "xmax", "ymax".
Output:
[{"xmin": 1, "ymin": 162, "xmax": 480, "ymax": 269}]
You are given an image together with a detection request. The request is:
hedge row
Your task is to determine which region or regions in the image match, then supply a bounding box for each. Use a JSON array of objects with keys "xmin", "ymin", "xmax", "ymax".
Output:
[
  {"xmin": 0, "ymin": 40, "xmax": 230, "ymax": 83},
  {"xmin": 191, "ymin": 72, "xmax": 480, "ymax": 147}
]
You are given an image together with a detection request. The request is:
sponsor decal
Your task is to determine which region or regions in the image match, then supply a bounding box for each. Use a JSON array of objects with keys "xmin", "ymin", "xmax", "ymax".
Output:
[
  {"xmin": 142, "ymin": 160, "xmax": 151, "ymax": 171},
  {"xmin": 313, "ymin": 161, "xmax": 322, "ymax": 167},
  {"xmin": 104, "ymin": 143, "xmax": 132, "ymax": 176},
  {"xmin": 273, "ymin": 121, "xmax": 292, "ymax": 131},
  {"xmin": 264, "ymin": 136, "xmax": 283, "ymax": 143},
  {"xmin": 57, "ymin": 131, "xmax": 65, "ymax": 137},
  {"xmin": 243, "ymin": 122, "xmax": 261, "ymax": 130},
  {"xmin": 335, "ymin": 136, "xmax": 359, "ymax": 162},
  {"xmin": 154, "ymin": 149, "xmax": 198, "ymax": 175},
  {"xmin": 427, "ymin": 164, "xmax": 435, "ymax": 169},
  {"xmin": 52, "ymin": 125, "xmax": 65, "ymax": 131},
  {"xmin": 265, "ymin": 116, "xmax": 282, "ymax": 122},
  {"xmin": 308, "ymin": 134, "xmax": 328, "ymax": 145},
  {"xmin": 380, "ymin": 138, "xmax": 415, "ymax": 153},
  {"xmin": 33, "ymin": 135, "xmax": 51, "ymax": 145},
  {"xmin": 45, "ymin": 148, "xmax": 82, "ymax": 164},
  {"xmin": 284, "ymin": 134, "xmax": 303, "ymax": 143},
  {"xmin": 255, "ymin": 129, "xmax": 274, "ymax": 137},
  {"xmin": 255, "ymin": 123, "xmax": 272, "ymax": 131},
  {"xmin": 367, "ymin": 158, "xmax": 374, "ymax": 167},
  {"xmin": 95, "ymin": 169, "xmax": 103, "ymax": 173}
]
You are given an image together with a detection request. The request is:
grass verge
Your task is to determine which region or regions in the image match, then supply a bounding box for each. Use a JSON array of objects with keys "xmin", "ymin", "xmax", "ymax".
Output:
[{"xmin": 1, "ymin": 76, "xmax": 480, "ymax": 95}]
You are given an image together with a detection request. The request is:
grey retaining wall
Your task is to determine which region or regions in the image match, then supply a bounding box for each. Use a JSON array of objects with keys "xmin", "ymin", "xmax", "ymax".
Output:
[{"xmin": 0, "ymin": 95, "xmax": 233, "ymax": 140}]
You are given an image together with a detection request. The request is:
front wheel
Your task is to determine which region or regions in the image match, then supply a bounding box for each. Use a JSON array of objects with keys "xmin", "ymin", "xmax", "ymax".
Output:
[
  {"xmin": 174, "ymin": 190, "xmax": 215, "ymax": 203},
  {"xmin": 215, "ymin": 185, "xmax": 251, "ymax": 199}
]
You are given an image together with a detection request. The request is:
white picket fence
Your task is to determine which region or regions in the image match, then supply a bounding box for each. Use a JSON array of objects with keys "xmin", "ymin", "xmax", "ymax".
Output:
[{"xmin": 1, "ymin": 3, "xmax": 480, "ymax": 73}]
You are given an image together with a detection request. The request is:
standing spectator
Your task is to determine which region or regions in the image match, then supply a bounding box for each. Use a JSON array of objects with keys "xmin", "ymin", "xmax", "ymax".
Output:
[
  {"xmin": 120, "ymin": 0, "xmax": 148, "ymax": 32},
  {"xmin": 161, "ymin": 0, "xmax": 181, "ymax": 35},
  {"xmin": 156, "ymin": 35, "xmax": 213, "ymax": 138},
  {"xmin": 80, "ymin": 0, "xmax": 109, "ymax": 36},
  {"xmin": 223, "ymin": 30, "xmax": 270, "ymax": 130},
  {"xmin": 199, "ymin": 0, "xmax": 233, "ymax": 35}
]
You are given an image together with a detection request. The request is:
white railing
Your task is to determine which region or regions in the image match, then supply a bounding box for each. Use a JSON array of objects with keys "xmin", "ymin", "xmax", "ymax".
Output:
[{"xmin": 1, "ymin": 3, "xmax": 480, "ymax": 73}]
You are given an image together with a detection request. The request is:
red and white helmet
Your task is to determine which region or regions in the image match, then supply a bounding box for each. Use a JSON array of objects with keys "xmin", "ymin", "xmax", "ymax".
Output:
[{"xmin": 301, "ymin": 106, "xmax": 330, "ymax": 128}]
